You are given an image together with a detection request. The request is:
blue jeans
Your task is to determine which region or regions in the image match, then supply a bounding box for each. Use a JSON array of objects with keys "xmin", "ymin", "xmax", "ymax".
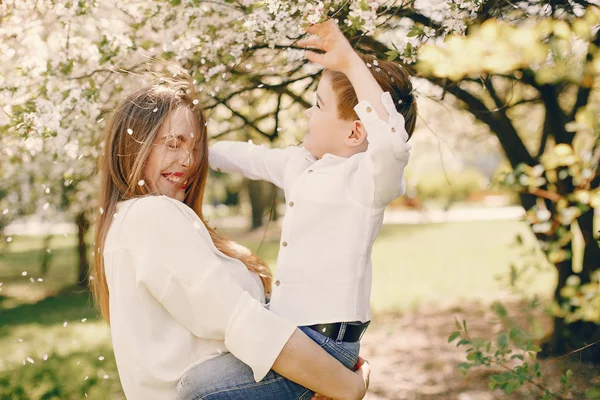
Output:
[{"xmin": 175, "ymin": 325, "xmax": 360, "ymax": 400}]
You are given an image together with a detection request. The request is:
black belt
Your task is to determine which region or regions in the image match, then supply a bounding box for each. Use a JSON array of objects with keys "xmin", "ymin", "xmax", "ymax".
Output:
[{"xmin": 306, "ymin": 321, "xmax": 370, "ymax": 343}]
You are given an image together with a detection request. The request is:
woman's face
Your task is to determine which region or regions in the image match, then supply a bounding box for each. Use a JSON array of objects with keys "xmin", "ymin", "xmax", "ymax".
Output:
[{"xmin": 144, "ymin": 106, "xmax": 200, "ymax": 202}]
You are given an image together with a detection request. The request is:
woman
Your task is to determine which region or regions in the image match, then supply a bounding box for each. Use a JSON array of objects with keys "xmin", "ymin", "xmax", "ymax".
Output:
[{"xmin": 91, "ymin": 68, "xmax": 369, "ymax": 400}]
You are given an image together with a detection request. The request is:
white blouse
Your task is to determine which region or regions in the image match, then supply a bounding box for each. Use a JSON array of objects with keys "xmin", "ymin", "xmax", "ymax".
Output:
[
  {"xmin": 209, "ymin": 92, "xmax": 411, "ymax": 326},
  {"xmin": 104, "ymin": 195, "xmax": 296, "ymax": 400}
]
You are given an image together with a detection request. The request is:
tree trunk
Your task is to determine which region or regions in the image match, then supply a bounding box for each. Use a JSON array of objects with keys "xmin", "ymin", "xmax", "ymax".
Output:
[
  {"xmin": 542, "ymin": 208, "xmax": 600, "ymax": 362},
  {"xmin": 40, "ymin": 234, "xmax": 53, "ymax": 276},
  {"xmin": 248, "ymin": 180, "xmax": 279, "ymax": 229},
  {"xmin": 248, "ymin": 180, "xmax": 265, "ymax": 230},
  {"xmin": 268, "ymin": 183, "xmax": 279, "ymax": 222},
  {"xmin": 75, "ymin": 212, "xmax": 89, "ymax": 287}
]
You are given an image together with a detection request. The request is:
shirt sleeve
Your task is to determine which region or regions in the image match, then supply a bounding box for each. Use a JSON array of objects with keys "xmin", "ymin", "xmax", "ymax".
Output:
[
  {"xmin": 351, "ymin": 92, "xmax": 412, "ymax": 209},
  {"xmin": 209, "ymin": 141, "xmax": 305, "ymax": 189},
  {"xmin": 119, "ymin": 196, "xmax": 297, "ymax": 382}
]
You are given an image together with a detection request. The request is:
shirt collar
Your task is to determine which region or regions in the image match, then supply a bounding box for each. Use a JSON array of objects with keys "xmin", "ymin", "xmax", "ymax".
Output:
[{"xmin": 322, "ymin": 153, "xmax": 347, "ymax": 161}]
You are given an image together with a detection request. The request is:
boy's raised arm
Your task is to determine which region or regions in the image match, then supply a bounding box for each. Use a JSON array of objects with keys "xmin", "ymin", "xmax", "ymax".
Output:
[
  {"xmin": 209, "ymin": 141, "xmax": 299, "ymax": 189},
  {"xmin": 298, "ymin": 19, "xmax": 411, "ymax": 208}
]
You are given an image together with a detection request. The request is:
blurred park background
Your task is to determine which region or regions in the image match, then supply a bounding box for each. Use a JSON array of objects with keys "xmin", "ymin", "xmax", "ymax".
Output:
[{"xmin": 1, "ymin": 0, "xmax": 600, "ymax": 399}]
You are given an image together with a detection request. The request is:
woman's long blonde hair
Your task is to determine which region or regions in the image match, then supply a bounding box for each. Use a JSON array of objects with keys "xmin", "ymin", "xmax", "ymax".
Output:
[{"xmin": 92, "ymin": 68, "xmax": 272, "ymax": 322}]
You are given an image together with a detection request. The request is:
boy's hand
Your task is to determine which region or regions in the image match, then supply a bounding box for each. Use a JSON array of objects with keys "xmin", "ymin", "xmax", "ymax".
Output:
[{"xmin": 297, "ymin": 19, "xmax": 361, "ymax": 74}]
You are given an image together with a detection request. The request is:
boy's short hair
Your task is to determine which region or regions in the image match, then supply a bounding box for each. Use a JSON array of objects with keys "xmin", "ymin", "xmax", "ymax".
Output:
[{"xmin": 324, "ymin": 53, "xmax": 417, "ymax": 138}]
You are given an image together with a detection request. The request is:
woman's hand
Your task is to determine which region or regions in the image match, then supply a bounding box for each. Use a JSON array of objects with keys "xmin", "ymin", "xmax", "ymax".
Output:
[
  {"xmin": 297, "ymin": 19, "xmax": 362, "ymax": 75},
  {"xmin": 310, "ymin": 357, "xmax": 371, "ymax": 400}
]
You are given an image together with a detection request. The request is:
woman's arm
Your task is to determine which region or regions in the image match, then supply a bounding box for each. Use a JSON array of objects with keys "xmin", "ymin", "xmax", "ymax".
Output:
[
  {"xmin": 273, "ymin": 329, "xmax": 367, "ymax": 400},
  {"xmin": 120, "ymin": 196, "xmax": 365, "ymax": 399}
]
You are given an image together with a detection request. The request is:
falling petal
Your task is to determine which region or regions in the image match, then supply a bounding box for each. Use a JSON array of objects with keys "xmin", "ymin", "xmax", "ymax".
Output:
[
  {"xmin": 138, "ymin": 180, "xmax": 145, "ymax": 186},
  {"xmin": 127, "ymin": 128, "xmax": 133, "ymax": 135}
]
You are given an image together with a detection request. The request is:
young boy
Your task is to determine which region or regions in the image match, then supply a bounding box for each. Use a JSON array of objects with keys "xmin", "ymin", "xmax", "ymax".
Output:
[{"xmin": 209, "ymin": 19, "xmax": 416, "ymax": 371}]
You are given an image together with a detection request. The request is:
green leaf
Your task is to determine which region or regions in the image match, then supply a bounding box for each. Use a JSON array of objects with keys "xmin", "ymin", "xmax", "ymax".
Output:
[
  {"xmin": 497, "ymin": 333, "xmax": 508, "ymax": 349},
  {"xmin": 492, "ymin": 302, "xmax": 508, "ymax": 318},
  {"xmin": 586, "ymin": 388, "xmax": 600, "ymax": 399},
  {"xmin": 448, "ymin": 331, "xmax": 461, "ymax": 343},
  {"xmin": 385, "ymin": 49, "xmax": 399, "ymax": 61},
  {"xmin": 509, "ymin": 327, "xmax": 521, "ymax": 340},
  {"xmin": 505, "ymin": 382, "xmax": 516, "ymax": 394},
  {"xmin": 406, "ymin": 26, "xmax": 423, "ymax": 37}
]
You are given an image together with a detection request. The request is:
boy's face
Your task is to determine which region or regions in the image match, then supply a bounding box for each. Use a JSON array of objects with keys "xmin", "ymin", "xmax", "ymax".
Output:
[{"xmin": 303, "ymin": 75, "xmax": 353, "ymax": 159}]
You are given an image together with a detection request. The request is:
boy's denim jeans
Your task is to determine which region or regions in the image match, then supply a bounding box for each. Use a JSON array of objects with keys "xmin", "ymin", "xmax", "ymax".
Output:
[{"xmin": 175, "ymin": 325, "xmax": 360, "ymax": 400}]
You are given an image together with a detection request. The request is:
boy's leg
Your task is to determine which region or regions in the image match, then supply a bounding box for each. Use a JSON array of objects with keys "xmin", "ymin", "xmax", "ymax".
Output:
[
  {"xmin": 298, "ymin": 325, "xmax": 361, "ymax": 370},
  {"xmin": 175, "ymin": 353, "xmax": 312, "ymax": 400},
  {"xmin": 175, "ymin": 326, "xmax": 360, "ymax": 400}
]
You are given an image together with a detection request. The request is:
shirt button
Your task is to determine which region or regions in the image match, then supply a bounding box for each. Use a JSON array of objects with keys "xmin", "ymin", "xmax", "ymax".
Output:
[
  {"xmin": 289, "ymin": 201, "xmax": 294, "ymax": 207},
  {"xmin": 275, "ymin": 280, "xmax": 281, "ymax": 286},
  {"xmin": 366, "ymin": 106, "xmax": 372, "ymax": 113},
  {"xmin": 282, "ymin": 241, "xmax": 288, "ymax": 247},
  {"xmin": 308, "ymin": 169, "xmax": 313, "ymax": 174},
  {"xmin": 391, "ymin": 127, "xmax": 396, "ymax": 133}
]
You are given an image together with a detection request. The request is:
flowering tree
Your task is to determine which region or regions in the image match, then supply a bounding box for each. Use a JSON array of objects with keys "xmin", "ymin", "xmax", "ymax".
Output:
[
  {"xmin": 1, "ymin": 0, "xmax": 598, "ymax": 360},
  {"xmin": 416, "ymin": 5, "xmax": 600, "ymax": 362}
]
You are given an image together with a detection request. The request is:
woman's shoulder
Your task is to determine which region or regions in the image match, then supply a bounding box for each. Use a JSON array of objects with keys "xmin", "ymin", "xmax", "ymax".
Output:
[
  {"xmin": 109, "ymin": 195, "xmax": 209, "ymax": 253},
  {"xmin": 116, "ymin": 195, "xmax": 197, "ymax": 234},
  {"xmin": 119, "ymin": 195, "xmax": 187, "ymax": 217}
]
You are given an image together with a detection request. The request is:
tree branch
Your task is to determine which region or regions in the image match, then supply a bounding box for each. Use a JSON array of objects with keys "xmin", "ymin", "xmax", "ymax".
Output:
[
  {"xmin": 438, "ymin": 79, "xmax": 535, "ymax": 168},
  {"xmin": 539, "ymin": 84, "xmax": 571, "ymax": 145},
  {"xmin": 569, "ymin": 28, "xmax": 600, "ymax": 121}
]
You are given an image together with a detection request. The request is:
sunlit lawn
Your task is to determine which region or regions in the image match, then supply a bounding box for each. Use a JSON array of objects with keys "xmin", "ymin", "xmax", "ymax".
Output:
[{"xmin": 0, "ymin": 220, "xmax": 557, "ymax": 398}]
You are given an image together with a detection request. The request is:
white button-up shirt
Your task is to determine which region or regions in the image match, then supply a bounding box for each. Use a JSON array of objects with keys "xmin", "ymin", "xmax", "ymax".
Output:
[
  {"xmin": 209, "ymin": 92, "xmax": 411, "ymax": 326},
  {"xmin": 104, "ymin": 196, "xmax": 297, "ymax": 400}
]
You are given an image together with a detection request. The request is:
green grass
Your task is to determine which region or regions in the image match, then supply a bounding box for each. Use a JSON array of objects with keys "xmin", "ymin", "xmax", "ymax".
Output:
[
  {"xmin": 0, "ymin": 220, "xmax": 556, "ymax": 398},
  {"xmin": 242, "ymin": 220, "xmax": 556, "ymax": 312}
]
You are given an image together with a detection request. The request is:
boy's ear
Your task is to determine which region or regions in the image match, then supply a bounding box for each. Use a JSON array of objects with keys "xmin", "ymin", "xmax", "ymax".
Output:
[{"xmin": 346, "ymin": 120, "xmax": 368, "ymax": 147}]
